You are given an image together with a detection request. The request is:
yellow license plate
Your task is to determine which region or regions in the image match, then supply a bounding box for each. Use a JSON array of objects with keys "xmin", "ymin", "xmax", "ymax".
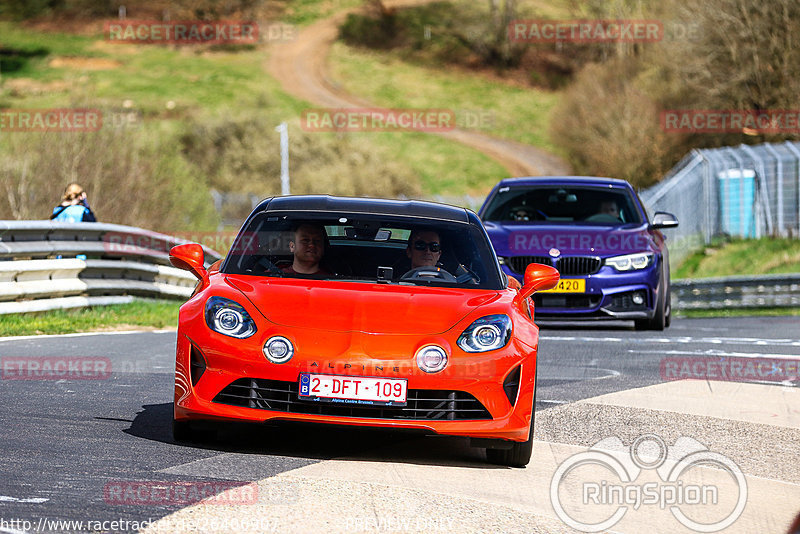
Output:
[{"xmin": 540, "ymin": 279, "xmax": 585, "ymax": 293}]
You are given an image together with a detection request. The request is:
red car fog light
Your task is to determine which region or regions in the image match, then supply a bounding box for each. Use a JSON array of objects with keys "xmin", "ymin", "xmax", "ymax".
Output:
[
  {"xmin": 416, "ymin": 345, "xmax": 448, "ymax": 373},
  {"xmin": 263, "ymin": 336, "xmax": 294, "ymax": 364}
]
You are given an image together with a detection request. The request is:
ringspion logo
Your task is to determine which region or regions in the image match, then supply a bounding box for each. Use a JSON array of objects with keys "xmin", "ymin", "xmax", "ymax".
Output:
[{"xmin": 551, "ymin": 434, "xmax": 747, "ymax": 532}]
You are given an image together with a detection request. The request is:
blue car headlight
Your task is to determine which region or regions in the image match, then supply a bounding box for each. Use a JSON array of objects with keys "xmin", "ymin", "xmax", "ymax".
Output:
[
  {"xmin": 205, "ymin": 297, "xmax": 257, "ymax": 338},
  {"xmin": 457, "ymin": 314, "xmax": 512, "ymax": 353},
  {"xmin": 605, "ymin": 252, "xmax": 653, "ymax": 271}
]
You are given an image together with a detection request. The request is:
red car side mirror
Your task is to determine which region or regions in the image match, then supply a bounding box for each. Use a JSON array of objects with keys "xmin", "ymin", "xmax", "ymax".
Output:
[
  {"xmin": 169, "ymin": 243, "xmax": 208, "ymax": 281},
  {"xmin": 516, "ymin": 263, "xmax": 559, "ymax": 303}
]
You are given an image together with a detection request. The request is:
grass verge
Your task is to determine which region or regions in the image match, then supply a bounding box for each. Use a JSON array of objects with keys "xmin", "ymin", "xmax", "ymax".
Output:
[
  {"xmin": 0, "ymin": 299, "xmax": 180, "ymax": 337},
  {"xmin": 279, "ymin": 0, "xmax": 363, "ymax": 26},
  {"xmin": 0, "ymin": 20, "xmax": 509, "ymax": 202},
  {"xmin": 675, "ymin": 307, "xmax": 800, "ymax": 319},
  {"xmin": 674, "ymin": 238, "xmax": 800, "ymax": 279},
  {"xmin": 329, "ymin": 41, "xmax": 562, "ymax": 154}
]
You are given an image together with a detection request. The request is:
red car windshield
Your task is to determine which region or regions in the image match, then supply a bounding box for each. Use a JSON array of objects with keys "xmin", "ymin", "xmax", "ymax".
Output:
[{"xmin": 222, "ymin": 212, "xmax": 504, "ymax": 290}]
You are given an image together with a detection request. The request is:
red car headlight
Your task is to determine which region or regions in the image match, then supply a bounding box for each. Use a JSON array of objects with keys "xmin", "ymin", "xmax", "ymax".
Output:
[
  {"xmin": 457, "ymin": 314, "xmax": 512, "ymax": 353},
  {"xmin": 204, "ymin": 296, "xmax": 257, "ymax": 339}
]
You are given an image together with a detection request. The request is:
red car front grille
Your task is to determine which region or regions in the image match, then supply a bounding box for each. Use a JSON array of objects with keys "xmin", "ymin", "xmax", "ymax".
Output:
[{"xmin": 213, "ymin": 378, "xmax": 492, "ymax": 421}]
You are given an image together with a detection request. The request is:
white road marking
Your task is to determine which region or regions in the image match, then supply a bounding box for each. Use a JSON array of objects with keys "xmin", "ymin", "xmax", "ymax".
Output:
[
  {"xmin": 594, "ymin": 368, "xmax": 621, "ymax": 379},
  {"xmin": 629, "ymin": 348, "xmax": 800, "ymax": 360},
  {"xmin": 0, "ymin": 527, "xmax": 30, "ymax": 534},
  {"xmin": 542, "ymin": 335, "xmax": 800, "ymax": 347},
  {"xmin": 539, "ymin": 367, "xmax": 621, "ymax": 381},
  {"xmin": 0, "ymin": 496, "xmax": 48, "ymax": 503}
]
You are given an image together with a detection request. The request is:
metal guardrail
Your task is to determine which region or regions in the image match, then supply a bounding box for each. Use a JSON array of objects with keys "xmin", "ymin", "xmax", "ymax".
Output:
[
  {"xmin": 673, "ymin": 274, "xmax": 800, "ymax": 310},
  {"xmin": 0, "ymin": 221, "xmax": 223, "ymax": 315},
  {"xmin": 1, "ymin": 222, "xmax": 796, "ymax": 314}
]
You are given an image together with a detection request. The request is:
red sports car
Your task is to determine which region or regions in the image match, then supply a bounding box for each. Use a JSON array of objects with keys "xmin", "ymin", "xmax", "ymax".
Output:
[{"xmin": 169, "ymin": 196, "xmax": 558, "ymax": 467}]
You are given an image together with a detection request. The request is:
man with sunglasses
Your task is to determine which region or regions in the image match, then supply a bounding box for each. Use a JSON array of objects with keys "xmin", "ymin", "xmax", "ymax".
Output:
[
  {"xmin": 401, "ymin": 228, "xmax": 479, "ymax": 284},
  {"xmin": 406, "ymin": 229, "xmax": 442, "ymax": 269}
]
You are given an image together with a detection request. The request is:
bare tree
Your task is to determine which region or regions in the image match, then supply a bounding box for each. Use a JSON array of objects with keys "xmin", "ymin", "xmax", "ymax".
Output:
[{"xmin": 655, "ymin": 0, "xmax": 800, "ymax": 111}]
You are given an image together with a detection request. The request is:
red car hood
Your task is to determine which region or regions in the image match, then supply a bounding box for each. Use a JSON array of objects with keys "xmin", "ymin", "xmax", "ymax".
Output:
[{"xmin": 226, "ymin": 276, "xmax": 500, "ymax": 335}]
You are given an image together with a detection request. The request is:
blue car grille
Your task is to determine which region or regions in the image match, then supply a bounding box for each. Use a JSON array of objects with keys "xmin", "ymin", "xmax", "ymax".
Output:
[
  {"xmin": 213, "ymin": 378, "xmax": 492, "ymax": 421},
  {"xmin": 507, "ymin": 255, "xmax": 601, "ymax": 276},
  {"xmin": 507, "ymin": 256, "xmax": 552, "ymax": 273},
  {"xmin": 557, "ymin": 256, "xmax": 602, "ymax": 275}
]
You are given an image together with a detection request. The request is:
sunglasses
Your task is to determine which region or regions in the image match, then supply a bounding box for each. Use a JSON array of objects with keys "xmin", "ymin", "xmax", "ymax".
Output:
[{"xmin": 413, "ymin": 240, "xmax": 441, "ymax": 253}]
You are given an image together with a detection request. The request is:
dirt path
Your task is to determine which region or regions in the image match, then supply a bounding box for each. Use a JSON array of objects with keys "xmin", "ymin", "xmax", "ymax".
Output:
[{"xmin": 267, "ymin": 0, "xmax": 571, "ymax": 178}]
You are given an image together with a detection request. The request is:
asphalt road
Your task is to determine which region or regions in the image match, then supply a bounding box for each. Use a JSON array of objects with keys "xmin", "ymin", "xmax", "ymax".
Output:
[{"xmin": 0, "ymin": 316, "xmax": 797, "ymax": 533}]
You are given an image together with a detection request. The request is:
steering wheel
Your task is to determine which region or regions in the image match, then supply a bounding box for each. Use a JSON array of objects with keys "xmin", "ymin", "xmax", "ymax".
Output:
[
  {"xmin": 248, "ymin": 256, "xmax": 283, "ymax": 275},
  {"xmin": 400, "ymin": 266, "xmax": 458, "ymax": 283},
  {"xmin": 455, "ymin": 264, "xmax": 480, "ymax": 284}
]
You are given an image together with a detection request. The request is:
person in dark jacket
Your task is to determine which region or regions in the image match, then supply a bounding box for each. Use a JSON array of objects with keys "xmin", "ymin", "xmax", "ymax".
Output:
[{"xmin": 50, "ymin": 183, "xmax": 96, "ymax": 222}]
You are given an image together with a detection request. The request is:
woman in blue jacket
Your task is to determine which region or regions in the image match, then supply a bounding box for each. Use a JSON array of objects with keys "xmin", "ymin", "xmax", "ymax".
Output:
[{"xmin": 50, "ymin": 183, "xmax": 97, "ymax": 222}]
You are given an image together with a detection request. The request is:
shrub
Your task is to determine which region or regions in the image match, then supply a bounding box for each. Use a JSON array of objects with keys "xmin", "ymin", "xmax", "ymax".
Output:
[
  {"xmin": 0, "ymin": 124, "xmax": 218, "ymax": 233},
  {"xmin": 549, "ymin": 60, "xmax": 685, "ymax": 188},
  {"xmin": 179, "ymin": 111, "xmax": 422, "ymax": 197}
]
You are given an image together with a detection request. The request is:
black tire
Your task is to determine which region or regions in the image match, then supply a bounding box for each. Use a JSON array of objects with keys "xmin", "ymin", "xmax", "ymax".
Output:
[
  {"xmin": 486, "ymin": 379, "xmax": 536, "ymax": 468},
  {"xmin": 172, "ymin": 418, "xmax": 195, "ymax": 442},
  {"xmin": 486, "ymin": 415, "xmax": 534, "ymax": 467},
  {"xmin": 664, "ymin": 289, "xmax": 672, "ymax": 328},
  {"xmin": 635, "ymin": 274, "xmax": 667, "ymax": 331}
]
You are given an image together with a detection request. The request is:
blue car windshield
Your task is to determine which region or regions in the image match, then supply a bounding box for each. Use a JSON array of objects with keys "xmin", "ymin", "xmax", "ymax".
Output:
[
  {"xmin": 222, "ymin": 212, "xmax": 504, "ymax": 290},
  {"xmin": 482, "ymin": 186, "xmax": 643, "ymax": 225}
]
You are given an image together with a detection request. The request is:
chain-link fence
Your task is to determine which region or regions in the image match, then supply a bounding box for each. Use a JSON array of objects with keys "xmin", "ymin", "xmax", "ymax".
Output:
[{"xmin": 640, "ymin": 141, "xmax": 800, "ymax": 264}]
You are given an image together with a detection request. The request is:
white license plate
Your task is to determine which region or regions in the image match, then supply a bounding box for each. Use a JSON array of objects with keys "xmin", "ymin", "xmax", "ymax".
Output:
[{"xmin": 298, "ymin": 374, "xmax": 407, "ymax": 406}]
